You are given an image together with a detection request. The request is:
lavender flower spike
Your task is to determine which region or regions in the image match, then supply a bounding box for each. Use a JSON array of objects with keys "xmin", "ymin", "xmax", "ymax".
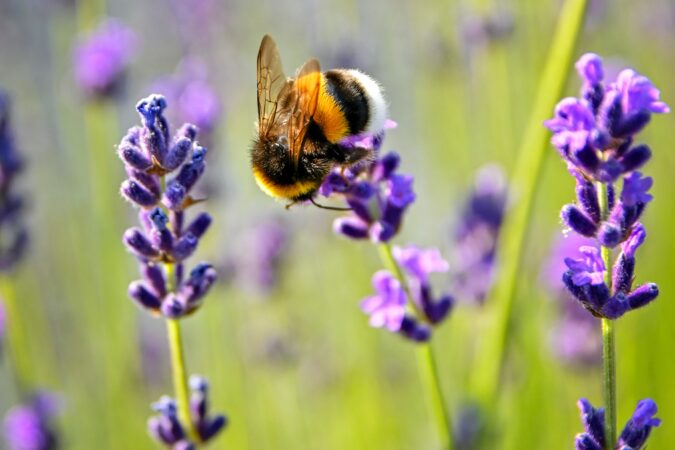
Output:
[
  {"xmin": 119, "ymin": 95, "xmax": 216, "ymax": 318},
  {"xmin": 0, "ymin": 90, "xmax": 28, "ymax": 272}
]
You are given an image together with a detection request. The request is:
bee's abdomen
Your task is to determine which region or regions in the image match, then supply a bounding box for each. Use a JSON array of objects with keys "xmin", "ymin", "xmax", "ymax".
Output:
[{"xmin": 316, "ymin": 69, "xmax": 387, "ymax": 143}]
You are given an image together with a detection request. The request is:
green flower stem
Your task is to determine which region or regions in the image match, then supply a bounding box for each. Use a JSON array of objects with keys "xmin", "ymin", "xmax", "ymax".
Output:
[
  {"xmin": 378, "ymin": 243, "xmax": 453, "ymax": 450},
  {"xmin": 469, "ymin": 0, "xmax": 588, "ymax": 407},
  {"xmin": 597, "ymin": 181, "xmax": 617, "ymax": 448},
  {"xmin": 164, "ymin": 262, "xmax": 199, "ymax": 443},
  {"xmin": 1, "ymin": 277, "xmax": 31, "ymax": 396},
  {"xmin": 417, "ymin": 343, "xmax": 453, "ymax": 450}
]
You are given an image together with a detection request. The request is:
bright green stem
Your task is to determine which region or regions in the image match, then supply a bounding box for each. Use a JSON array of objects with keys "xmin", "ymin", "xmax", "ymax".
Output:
[
  {"xmin": 470, "ymin": 0, "xmax": 588, "ymax": 406},
  {"xmin": 164, "ymin": 262, "xmax": 199, "ymax": 443},
  {"xmin": 418, "ymin": 344, "xmax": 453, "ymax": 450},
  {"xmin": 378, "ymin": 243, "xmax": 453, "ymax": 449},
  {"xmin": 166, "ymin": 318, "xmax": 196, "ymax": 441},
  {"xmin": 1, "ymin": 278, "xmax": 31, "ymax": 396},
  {"xmin": 597, "ymin": 181, "xmax": 617, "ymax": 448}
]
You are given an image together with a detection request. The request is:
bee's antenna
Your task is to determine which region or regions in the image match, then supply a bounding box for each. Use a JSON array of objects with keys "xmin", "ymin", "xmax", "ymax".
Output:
[{"xmin": 309, "ymin": 197, "xmax": 352, "ymax": 211}]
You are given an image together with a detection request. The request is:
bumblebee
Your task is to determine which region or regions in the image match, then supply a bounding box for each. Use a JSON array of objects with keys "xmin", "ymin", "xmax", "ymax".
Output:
[{"xmin": 251, "ymin": 35, "xmax": 388, "ymax": 206}]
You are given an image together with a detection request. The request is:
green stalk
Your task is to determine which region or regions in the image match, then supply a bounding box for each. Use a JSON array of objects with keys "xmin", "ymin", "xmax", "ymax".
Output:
[
  {"xmin": 164, "ymin": 261, "xmax": 199, "ymax": 443},
  {"xmin": 596, "ymin": 181, "xmax": 616, "ymax": 448},
  {"xmin": 378, "ymin": 243, "xmax": 453, "ymax": 450},
  {"xmin": 1, "ymin": 277, "xmax": 31, "ymax": 397},
  {"xmin": 469, "ymin": 0, "xmax": 589, "ymax": 406}
]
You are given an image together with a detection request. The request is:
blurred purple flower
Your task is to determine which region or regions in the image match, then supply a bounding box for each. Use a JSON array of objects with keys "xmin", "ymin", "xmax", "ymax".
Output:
[
  {"xmin": 73, "ymin": 19, "xmax": 137, "ymax": 98},
  {"xmin": 151, "ymin": 59, "xmax": 222, "ymax": 140},
  {"xmin": 452, "ymin": 164, "xmax": 507, "ymax": 304},
  {"xmin": 188, "ymin": 376, "xmax": 227, "ymax": 442},
  {"xmin": 3, "ymin": 393, "xmax": 59, "ymax": 450},
  {"xmin": 394, "ymin": 245, "xmax": 453, "ymax": 325},
  {"xmin": 0, "ymin": 90, "xmax": 28, "ymax": 272},
  {"xmin": 361, "ymin": 271, "xmax": 406, "ymax": 332},
  {"xmin": 225, "ymin": 219, "xmax": 289, "ymax": 295}
]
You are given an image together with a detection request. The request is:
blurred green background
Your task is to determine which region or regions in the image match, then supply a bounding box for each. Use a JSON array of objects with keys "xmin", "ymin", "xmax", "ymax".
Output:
[{"xmin": 0, "ymin": 0, "xmax": 673, "ymax": 448}]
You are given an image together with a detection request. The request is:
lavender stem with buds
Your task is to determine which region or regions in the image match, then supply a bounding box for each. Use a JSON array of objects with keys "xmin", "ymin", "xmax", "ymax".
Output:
[
  {"xmin": 545, "ymin": 53, "xmax": 668, "ymax": 449},
  {"xmin": 119, "ymin": 94, "xmax": 225, "ymax": 447},
  {"xmin": 379, "ymin": 243, "xmax": 452, "ymax": 450},
  {"xmin": 596, "ymin": 181, "xmax": 616, "ymax": 447},
  {"xmin": 322, "ymin": 130, "xmax": 454, "ymax": 449}
]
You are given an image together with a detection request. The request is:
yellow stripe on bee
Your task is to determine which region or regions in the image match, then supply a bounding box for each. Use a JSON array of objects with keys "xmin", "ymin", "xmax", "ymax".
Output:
[
  {"xmin": 314, "ymin": 75, "xmax": 350, "ymax": 143},
  {"xmin": 253, "ymin": 167, "xmax": 318, "ymax": 200}
]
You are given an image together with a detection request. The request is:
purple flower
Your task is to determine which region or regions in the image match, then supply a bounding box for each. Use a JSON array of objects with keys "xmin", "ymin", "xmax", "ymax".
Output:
[
  {"xmin": 564, "ymin": 246, "xmax": 606, "ymax": 286},
  {"xmin": 223, "ymin": 219, "xmax": 289, "ymax": 295},
  {"xmin": 576, "ymin": 53, "xmax": 604, "ymax": 86},
  {"xmin": 452, "ymin": 164, "xmax": 507, "ymax": 303},
  {"xmin": 361, "ymin": 271, "xmax": 406, "ymax": 332},
  {"xmin": 544, "ymin": 98, "xmax": 595, "ymax": 153},
  {"xmin": 548, "ymin": 54, "xmax": 666, "ymax": 320},
  {"xmin": 618, "ymin": 399, "xmax": 661, "ymax": 449},
  {"xmin": 612, "ymin": 69, "xmax": 670, "ymax": 115},
  {"xmin": 575, "ymin": 398, "xmax": 661, "ymax": 450},
  {"xmin": 621, "ymin": 172, "xmax": 652, "ymax": 207},
  {"xmin": 393, "ymin": 245, "xmax": 454, "ymax": 325},
  {"xmin": 324, "ymin": 150, "xmax": 415, "ymax": 243},
  {"xmin": 119, "ymin": 95, "xmax": 218, "ymax": 318},
  {"xmin": 393, "ymin": 246, "xmax": 449, "ymax": 283},
  {"xmin": 3, "ymin": 393, "xmax": 59, "ymax": 450},
  {"xmin": 546, "ymin": 54, "xmax": 668, "ymax": 182},
  {"xmin": 0, "ymin": 90, "xmax": 28, "ymax": 272},
  {"xmin": 151, "ymin": 59, "xmax": 222, "ymax": 140},
  {"xmin": 188, "ymin": 376, "xmax": 228, "ymax": 442},
  {"xmin": 73, "ymin": 20, "xmax": 136, "ymax": 98}
]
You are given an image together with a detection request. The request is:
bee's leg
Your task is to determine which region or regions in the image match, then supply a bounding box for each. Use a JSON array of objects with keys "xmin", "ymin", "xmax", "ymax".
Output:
[
  {"xmin": 285, "ymin": 200, "xmax": 297, "ymax": 210},
  {"xmin": 309, "ymin": 197, "xmax": 351, "ymax": 211}
]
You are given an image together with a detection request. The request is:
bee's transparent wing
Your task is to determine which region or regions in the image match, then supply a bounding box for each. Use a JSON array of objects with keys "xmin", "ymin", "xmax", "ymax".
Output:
[
  {"xmin": 257, "ymin": 35, "xmax": 290, "ymax": 135},
  {"xmin": 288, "ymin": 58, "xmax": 321, "ymax": 165}
]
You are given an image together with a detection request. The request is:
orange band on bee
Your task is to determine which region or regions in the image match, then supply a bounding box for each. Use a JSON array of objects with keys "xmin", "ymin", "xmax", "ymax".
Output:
[
  {"xmin": 253, "ymin": 167, "xmax": 318, "ymax": 200},
  {"xmin": 312, "ymin": 76, "xmax": 350, "ymax": 143}
]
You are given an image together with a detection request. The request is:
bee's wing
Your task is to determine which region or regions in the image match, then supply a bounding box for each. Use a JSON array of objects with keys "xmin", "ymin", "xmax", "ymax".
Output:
[
  {"xmin": 288, "ymin": 58, "xmax": 321, "ymax": 165},
  {"xmin": 257, "ymin": 35, "xmax": 290, "ymax": 135}
]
